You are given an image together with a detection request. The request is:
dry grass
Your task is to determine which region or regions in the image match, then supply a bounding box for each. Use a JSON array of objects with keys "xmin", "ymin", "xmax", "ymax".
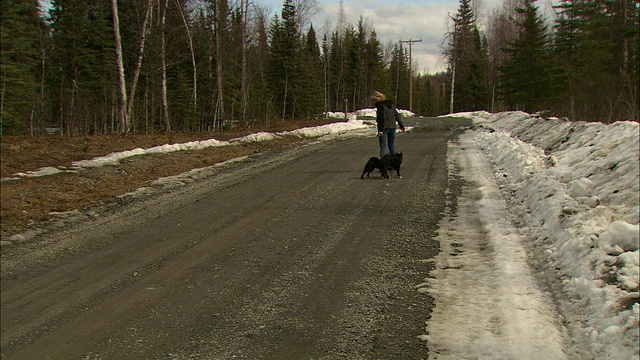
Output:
[{"xmin": 1, "ymin": 119, "xmax": 333, "ymax": 238}]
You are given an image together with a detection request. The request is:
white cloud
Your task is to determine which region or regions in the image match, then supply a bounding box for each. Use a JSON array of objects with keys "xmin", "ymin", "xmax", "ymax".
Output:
[
  {"xmin": 313, "ymin": 1, "xmax": 457, "ymax": 73},
  {"xmin": 265, "ymin": 0, "xmax": 560, "ymax": 74}
]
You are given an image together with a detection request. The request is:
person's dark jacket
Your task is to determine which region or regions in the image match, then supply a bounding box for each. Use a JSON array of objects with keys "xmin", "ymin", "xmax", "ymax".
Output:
[{"xmin": 375, "ymin": 99, "xmax": 405, "ymax": 133}]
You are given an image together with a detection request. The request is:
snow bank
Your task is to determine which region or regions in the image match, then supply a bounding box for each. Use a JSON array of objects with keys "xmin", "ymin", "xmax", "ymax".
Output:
[
  {"xmin": 6, "ymin": 111, "xmax": 418, "ymax": 181},
  {"xmin": 354, "ymin": 108, "xmax": 415, "ymax": 118},
  {"xmin": 279, "ymin": 118, "xmax": 368, "ymax": 137},
  {"xmin": 4, "ymin": 120, "xmax": 374, "ymax": 180},
  {"xmin": 459, "ymin": 111, "xmax": 639, "ymax": 359}
]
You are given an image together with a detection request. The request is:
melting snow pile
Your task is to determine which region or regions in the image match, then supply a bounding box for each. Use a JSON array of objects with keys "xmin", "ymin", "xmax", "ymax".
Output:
[
  {"xmin": 4, "ymin": 118, "xmax": 371, "ymax": 180},
  {"xmin": 453, "ymin": 111, "xmax": 638, "ymax": 358},
  {"xmin": 353, "ymin": 108, "xmax": 415, "ymax": 119}
]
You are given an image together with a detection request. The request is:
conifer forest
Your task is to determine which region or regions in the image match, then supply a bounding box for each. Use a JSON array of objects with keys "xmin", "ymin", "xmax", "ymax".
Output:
[{"xmin": 1, "ymin": 0, "xmax": 638, "ymax": 135}]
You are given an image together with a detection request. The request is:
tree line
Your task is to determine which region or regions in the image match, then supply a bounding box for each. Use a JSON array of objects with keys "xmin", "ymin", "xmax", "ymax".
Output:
[
  {"xmin": 1, "ymin": 0, "xmax": 424, "ymax": 135},
  {"xmin": 447, "ymin": 0, "xmax": 638, "ymax": 123},
  {"xmin": 1, "ymin": 0, "xmax": 638, "ymax": 136}
]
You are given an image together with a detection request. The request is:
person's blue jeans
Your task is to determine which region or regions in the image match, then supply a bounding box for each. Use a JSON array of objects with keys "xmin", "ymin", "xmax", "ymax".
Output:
[{"xmin": 378, "ymin": 128, "xmax": 396, "ymax": 158}]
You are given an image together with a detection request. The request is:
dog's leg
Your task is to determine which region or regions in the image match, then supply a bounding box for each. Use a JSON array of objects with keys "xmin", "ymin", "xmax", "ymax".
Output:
[{"xmin": 361, "ymin": 164, "xmax": 370, "ymax": 179}]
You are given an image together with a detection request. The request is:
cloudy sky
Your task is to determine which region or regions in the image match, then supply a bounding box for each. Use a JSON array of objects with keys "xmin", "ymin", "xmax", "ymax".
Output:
[
  {"xmin": 261, "ymin": 0, "xmax": 558, "ymax": 74},
  {"xmin": 317, "ymin": 0, "xmax": 457, "ymax": 74}
]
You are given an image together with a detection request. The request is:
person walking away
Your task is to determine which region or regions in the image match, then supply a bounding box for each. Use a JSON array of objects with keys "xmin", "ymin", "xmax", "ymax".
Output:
[{"xmin": 372, "ymin": 91, "xmax": 405, "ymax": 158}]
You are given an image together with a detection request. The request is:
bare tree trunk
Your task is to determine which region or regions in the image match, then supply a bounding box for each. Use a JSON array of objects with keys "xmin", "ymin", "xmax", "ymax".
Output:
[
  {"xmin": 111, "ymin": 0, "xmax": 129, "ymax": 133},
  {"xmin": 335, "ymin": 0, "xmax": 346, "ymax": 110},
  {"xmin": 173, "ymin": 0, "xmax": 197, "ymax": 111},
  {"xmin": 68, "ymin": 79, "xmax": 78, "ymax": 137},
  {"xmin": 621, "ymin": 0, "xmax": 638, "ymax": 121},
  {"xmin": 214, "ymin": 0, "xmax": 224, "ymax": 130},
  {"xmin": 241, "ymin": 0, "xmax": 248, "ymax": 125},
  {"xmin": 159, "ymin": 0, "xmax": 171, "ymax": 132},
  {"xmin": 207, "ymin": 10, "xmax": 215, "ymax": 130},
  {"xmin": 283, "ymin": 77, "xmax": 288, "ymax": 122},
  {"xmin": 394, "ymin": 51, "xmax": 400, "ymax": 101},
  {"xmin": 29, "ymin": 103, "xmax": 35, "ymax": 136},
  {"xmin": 57, "ymin": 76, "xmax": 65, "ymax": 135},
  {"xmin": 126, "ymin": 0, "xmax": 153, "ymax": 126},
  {"xmin": 324, "ymin": 46, "xmax": 329, "ymax": 118},
  {"xmin": 38, "ymin": 24, "xmax": 48, "ymax": 136},
  {"xmin": 449, "ymin": 60, "xmax": 456, "ymax": 114},
  {"xmin": 39, "ymin": 53, "xmax": 45, "ymax": 134},
  {"xmin": 0, "ymin": 82, "xmax": 4, "ymax": 135}
]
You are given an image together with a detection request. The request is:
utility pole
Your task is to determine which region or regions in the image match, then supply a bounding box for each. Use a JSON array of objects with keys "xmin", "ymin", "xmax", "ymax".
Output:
[{"xmin": 399, "ymin": 38, "xmax": 421, "ymax": 112}]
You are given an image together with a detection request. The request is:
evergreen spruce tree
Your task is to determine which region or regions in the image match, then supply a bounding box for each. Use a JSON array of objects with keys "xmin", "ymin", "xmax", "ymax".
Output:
[
  {"xmin": 446, "ymin": 0, "xmax": 489, "ymax": 112},
  {"xmin": 617, "ymin": 0, "xmax": 639, "ymax": 121},
  {"xmin": 225, "ymin": 8, "xmax": 246, "ymax": 123},
  {"xmin": 343, "ymin": 26, "xmax": 362, "ymax": 110},
  {"xmin": 363, "ymin": 30, "xmax": 387, "ymax": 103},
  {"xmin": 49, "ymin": 0, "xmax": 116, "ymax": 134},
  {"xmin": 191, "ymin": 7, "xmax": 210, "ymax": 130},
  {"xmin": 299, "ymin": 24, "xmax": 324, "ymax": 118},
  {"xmin": 414, "ymin": 74, "xmax": 439, "ymax": 116},
  {"xmin": 321, "ymin": 33, "xmax": 330, "ymax": 114},
  {"xmin": 353, "ymin": 19, "xmax": 369, "ymax": 108},
  {"xmin": 389, "ymin": 44, "xmax": 409, "ymax": 107},
  {"xmin": 245, "ymin": 7, "xmax": 272, "ymax": 125},
  {"xmin": 1, "ymin": 0, "xmax": 46, "ymax": 134},
  {"xmin": 553, "ymin": 0, "xmax": 637, "ymax": 121},
  {"xmin": 268, "ymin": 0, "xmax": 305, "ymax": 119},
  {"xmin": 268, "ymin": 16, "xmax": 287, "ymax": 118},
  {"xmin": 457, "ymin": 28, "xmax": 489, "ymax": 110},
  {"xmin": 173, "ymin": 0, "xmax": 203, "ymax": 131},
  {"xmin": 328, "ymin": 30, "xmax": 345, "ymax": 110},
  {"xmin": 500, "ymin": 0, "xmax": 553, "ymax": 113}
]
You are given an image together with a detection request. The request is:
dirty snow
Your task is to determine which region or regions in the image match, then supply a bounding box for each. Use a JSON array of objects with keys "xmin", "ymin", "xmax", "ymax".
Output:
[
  {"xmin": 423, "ymin": 111, "xmax": 638, "ymax": 359},
  {"xmin": 3, "ymin": 114, "xmax": 370, "ymax": 180}
]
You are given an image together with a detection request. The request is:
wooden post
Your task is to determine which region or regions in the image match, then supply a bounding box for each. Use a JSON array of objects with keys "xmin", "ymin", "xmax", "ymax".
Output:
[
  {"xmin": 399, "ymin": 39, "xmax": 421, "ymax": 112},
  {"xmin": 344, "ymin": 98, "xmax": 349, "ymax": 121}
]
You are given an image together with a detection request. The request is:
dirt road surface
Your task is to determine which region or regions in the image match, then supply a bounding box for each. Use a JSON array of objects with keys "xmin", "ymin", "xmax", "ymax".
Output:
[{"xmin": 1, "ymin": 117, "xmax": 471, "ymax": 359}]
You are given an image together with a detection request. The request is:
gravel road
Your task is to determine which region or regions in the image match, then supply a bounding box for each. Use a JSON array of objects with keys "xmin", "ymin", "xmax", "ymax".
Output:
[{"xmin": 1, "ymin": 117, "xmax": 471, "ymax": 359}]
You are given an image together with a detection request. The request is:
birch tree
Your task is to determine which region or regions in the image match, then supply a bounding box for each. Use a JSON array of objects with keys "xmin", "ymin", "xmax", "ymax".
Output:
[
  {"xmin": 213, "ymin": 0, "xmax": 225, "ymax": 130},
  {"xmin": 111, "ymin": 0, "xmax": 129, "ymax": 133},
  {"xmin": 173, "ymin": 0, "xmax": 197, "ymax": 111},
  {"xmin": 126, "ymin": 0, "xmax": 154, "ymax": 128},
  {"xmin": 241, "ymin": 0, "xmax": 248, "ymax": 124},
  {"xmin": 159, "ymin": 0, "xmax": 171, "ymax": 131}
]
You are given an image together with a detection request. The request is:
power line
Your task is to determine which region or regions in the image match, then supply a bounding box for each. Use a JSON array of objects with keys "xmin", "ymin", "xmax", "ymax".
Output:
[
  {"xmin": 356, "ymin": 0, "xmax": 413, "ymax": 38},
  {"xmin": 316, "ymin": 1, "xmax": 340, "ymax": 17}
]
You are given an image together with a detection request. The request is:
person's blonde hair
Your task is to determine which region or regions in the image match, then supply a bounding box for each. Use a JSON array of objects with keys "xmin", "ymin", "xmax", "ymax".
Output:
[{"xmin": 372, "ymin": 91, "xmax": 386, "ymax": 101}]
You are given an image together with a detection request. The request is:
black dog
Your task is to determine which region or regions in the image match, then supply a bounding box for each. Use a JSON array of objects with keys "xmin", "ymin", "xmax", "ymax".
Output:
[
  {"xmin": 361, "ymin": 156, "xmax": 389, "ymax": 179},
  {"xmin": 360, "ymin": 153, "xmax": 403, "ymax": 179},
  {"xmin": 385, "ymin": 152, "xmax": 403, "ymax": 178}
]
